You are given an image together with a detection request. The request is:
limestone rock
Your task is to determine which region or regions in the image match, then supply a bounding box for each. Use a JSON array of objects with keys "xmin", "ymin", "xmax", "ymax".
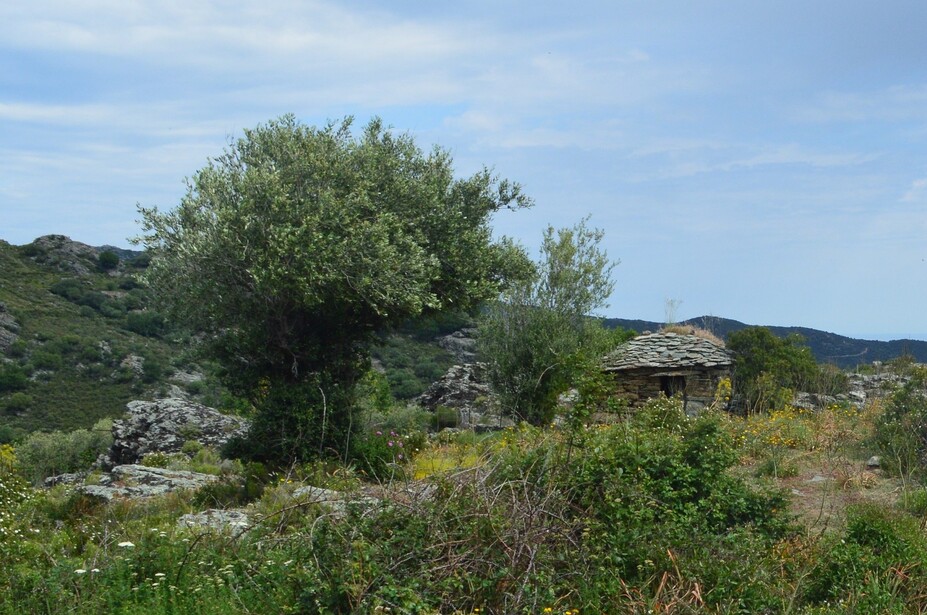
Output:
[
  {"xmin": 0, "ymin": 302, "xmax": 19, "ymax": 353},
  {"xmin": 118, "ymin": 354, "xmax": 145, "ymax": 378},
  {"xmin": 417, "ymin": 363, "xmax": 511, "ymax": 430},
  {"xmin": 98, "ymin": 399, "xmax": 250, "ymax": 469},
  {"xmin": 44, "ymin": 472, "xmax": 87, "ymax": 487},
  {"xmin": 437, "ymin": 328, "xmax": 478, "ymax": 363},
  {"xmin": 79, "ymin": 464, "xmax": 219, "ymax": 500},
  {"xmin": 178, "ymin": 509, "xmax": 251, "ymax": 532},
  {"xmin": 293, "ymin": 485, "xmax": 380, "ymax": 516},
  {"xmin": 29, "ymin": 235, "xmax": 99, "ymax": 276}
]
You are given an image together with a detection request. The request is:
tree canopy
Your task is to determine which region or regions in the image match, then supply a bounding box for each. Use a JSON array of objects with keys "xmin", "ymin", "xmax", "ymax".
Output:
[
  {"xmin": 727, "ymin": 327, "xmax": 818, "ymax": 413},
  {"xmin": 137, "ymin": 115, "xmax": 531, "ymax": 461},
  {"xmin": 478, "ymin": 219, "xmax": 620, "ymax": 424}
]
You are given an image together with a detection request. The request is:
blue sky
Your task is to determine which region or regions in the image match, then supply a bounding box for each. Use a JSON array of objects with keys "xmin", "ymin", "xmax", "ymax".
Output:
[{"xmin": 2, "ymin": 1, "xmax": 926, "ymax": 340}]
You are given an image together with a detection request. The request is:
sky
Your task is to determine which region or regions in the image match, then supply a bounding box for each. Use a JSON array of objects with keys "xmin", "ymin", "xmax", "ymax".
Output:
[{"xmin": 1, "ymin": 1, "xmax": 926, "ymax": 341}]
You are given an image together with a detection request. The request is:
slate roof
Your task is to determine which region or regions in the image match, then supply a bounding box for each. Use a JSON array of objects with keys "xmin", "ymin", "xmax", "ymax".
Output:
[{"xmin": 603, "ymin": 331, "xmax": 733, "ymax": 371}]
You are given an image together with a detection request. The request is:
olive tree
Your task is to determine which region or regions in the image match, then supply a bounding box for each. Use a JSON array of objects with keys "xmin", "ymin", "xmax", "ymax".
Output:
[
  {"xmin": 137, "ymin": 115, "xmax": 530, "ymax": 462},
  {"xmin": 478, "ymin": 219, "xmax": 618, "ymax": 424}
]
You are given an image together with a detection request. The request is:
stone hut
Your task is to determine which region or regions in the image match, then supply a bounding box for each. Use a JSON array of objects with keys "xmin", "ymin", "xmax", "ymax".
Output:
[{"xmin": 603, "ymin": 331, "xmax": 733, "ymax": 413}]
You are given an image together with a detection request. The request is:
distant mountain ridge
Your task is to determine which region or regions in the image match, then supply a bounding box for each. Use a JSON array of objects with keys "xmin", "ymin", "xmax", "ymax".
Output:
[{"xmin": 603, "ymin": 315, "xmax": 927, "ymax": 369}]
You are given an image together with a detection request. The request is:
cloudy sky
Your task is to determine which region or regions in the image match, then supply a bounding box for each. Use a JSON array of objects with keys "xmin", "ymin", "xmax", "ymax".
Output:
[{"xmin": 2, "ymin": 1, "xmax": 926, "ymax": 340}]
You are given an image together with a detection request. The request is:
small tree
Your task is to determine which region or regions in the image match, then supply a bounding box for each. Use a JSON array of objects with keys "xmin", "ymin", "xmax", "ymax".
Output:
[
  {"xmin": 478, "ymin": 219, "xmax": 618, "ymax": 424},
  {"xmin": 727, "ymin": 327, "xmax": 818, "ymax": 413},
  {"xmin": 873, "ymin": 367, "xmax": 927, "ymax": 485},
  {"xmin": 137, "ymin": 115, "xmax": 531, "ymax": 462},
  {"xmin": 97, "ymin": 250, "xmax": 120, "ymax": 271}
]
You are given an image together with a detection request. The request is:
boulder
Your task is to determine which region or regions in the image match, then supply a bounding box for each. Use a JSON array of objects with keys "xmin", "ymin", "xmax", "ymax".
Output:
[
  {"xmin": 118, "ymin": 354, "xmax": 145, "ymax": 377},
  {"xmin": 293, "ymin": 485, "xmax": 380, "ymax": 517},
  {"xmin": 437, "ymin": 328, "xmax": 478, "ymax": 363},
  {"xmin": 29, "ymin": 235, "xmax": 99, "ymax": 276},
  {"xmin": 416, "ymin": 363, "xmax": 512, "ymax": 430},
  {"xmin": 79, "ymin": 464, "xmax": 219, "ymax": 500},
  {"xmin": 0, "ymin": 302, "xmax": 19, "ymax": 353},
  {"xmin": 98, "ymin": 399, "xmax": 250, "ymax": 469},
  {"xmin": 178, "ymin": 509, "xmax": 251, "ymax": 532}
]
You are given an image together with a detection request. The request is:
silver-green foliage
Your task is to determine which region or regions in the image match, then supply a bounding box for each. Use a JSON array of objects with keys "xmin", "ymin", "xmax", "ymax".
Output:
[
  {"xmin": 478, "ymin": 218, "xmax": 617, "ymax": 424},
  {"xmin": 15, "ymin": 419, "xmax": 113, "ymax": 484},
  {"xmin": 136, "ymin": 115, "xmax": 531, "ymax": 460}
]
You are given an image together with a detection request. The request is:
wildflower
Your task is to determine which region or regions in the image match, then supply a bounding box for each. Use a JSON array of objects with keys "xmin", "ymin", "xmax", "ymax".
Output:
[
  {"xmin": 154, "ymin": 573, "xmax": 166, "ymax": 578},
  {"xmin": 91, "ymin": 569, "xmax": 100, "ymax": 573},
  {"xmin": 75, "ymin": 569, "xmax": 87, "ymax": 575},
  {"xmin": 118, "ymin": 541, "xmax": 135, "ymax": 548}
]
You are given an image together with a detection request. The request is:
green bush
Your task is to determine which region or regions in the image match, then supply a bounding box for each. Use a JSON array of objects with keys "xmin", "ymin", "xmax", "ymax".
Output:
[
  {"xmin": 432, "ymin": 406, "xmax": 460, "ymax": 430},
  {"xmin": 49, "ymin": 278, "xmax": 86, "ymax": 302},
  {"xmin": 125, "ymin": 311, "xmax": 166, "ymax": 338},
  {"xmin": 0, "ymin": 364, "xmax": 28, "ymax": 393},
  {"xmin": 804, "ymin": 503, "xmax": 927, "ymax": 608},
  {"xmin": 30, "ymin": 349, "xmax": 63, "ymax": 371},
  {"xmin": 15, "ymin": 425, "xmax": 112, "ymax": 483},
  {"xmin": 7, "ymin": 340, "xmax": 27, "ymax": 358},
  {"xmin": 97, "ymin": 250, "xmax": 119, "ymax": 271},
  {"xmin": 126, "ymin": 252, "xmax": 152, "ymax": 268},
  {"xmin": 193, "ymin": 461, "xmax": 269, "ymax": 507},
  {"xmin": 350, "ymin": 429, "xmax": 422, "ymax": 480},
  {"xmin": 4, "ymin": 392, "xmax": 33, "ymax": 413},
  {"xmin": 727, "ymin": 327, "xmax": 819, "ymax": 413},
  {"xmin": 873, "ymin": 367, "xmax": 927, "ymax": 480}
]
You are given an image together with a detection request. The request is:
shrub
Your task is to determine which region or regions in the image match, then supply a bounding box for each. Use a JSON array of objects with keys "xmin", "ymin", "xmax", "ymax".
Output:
[
  {"xmin": 15, "ymin": 426, "xmax": 112, "ymax": 484},
  {"xmin": 97, "ymin": 250, "xmax": 119, "ymax": 271},
  {"xmin": 351, "ymin": 429, "xmax": 422, "ymax": 480},
  {"xmin": 727, "ymin": 327, "xmax": 818, "ymax": 413},
  {"xmin": 7, "ymin": 340, "xmax": 27, "ymax": 358},
  {"xmin": 804, "ymin": 504, "xmax": 927, "ymax": 608},
  {"xmin": 432, "ymin": 406, "xmax": 460, "ymax": 430},
  {"xmin": 873, "ymin": 367, "xmax": 927, "ymax": 480},
  {"xmin": 30, "ymin": 349, "xmax": 63, "ymax": 371},
  {"xmin": 126, "ymin": 251, "xmax": 151, "ymax": 268},
  {"xmin": 140, "ymin": 354, "xmax": 166, "ymax": 383},
  {"xmin": 4, "ymin": 392, "xmax": 33, "ymax": 414},
  {"xmin": 192, "ymin": 461, "xmax": 269, "ymax": 507},
  {"xmin": 49, "ymin": 278, "xmax": 86, "ymax": 302},
  {"xmin": 125, "ymin": 311, "xmax": 167, "ymax": 338},
  {"xmin": 0, "ymin": 364, "xmax": 28, "ymax": 393}
]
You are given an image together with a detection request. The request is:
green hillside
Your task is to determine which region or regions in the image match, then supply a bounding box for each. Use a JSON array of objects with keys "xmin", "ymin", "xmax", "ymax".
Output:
[
  {"xmin": 0, "ymin": 236, "xmax": 459, "ymax": 440},
  {"xmin": 0, "ymin": 237, "xmax": 184, "ymax": 438}
]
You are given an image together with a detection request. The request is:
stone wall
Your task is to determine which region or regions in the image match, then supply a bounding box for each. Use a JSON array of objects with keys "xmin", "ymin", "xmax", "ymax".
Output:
[{"xmin": 610, "ymin": 366, "xmax": 731, "ymax": 414}]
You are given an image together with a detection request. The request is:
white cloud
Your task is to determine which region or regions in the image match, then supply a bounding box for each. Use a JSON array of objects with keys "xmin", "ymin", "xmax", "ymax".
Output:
[
  {"xmin": 0, "ymin": 0, "xmax": 484, "ymax": 71},
  {"xmin": 0, "ymin": 102, "xmax": 112, "ymax": 124},
  {"xmin": 901, "ymin": 177, "xmax": 927, "ymax": 203},
  {"xmin": 793, "ymin": 85, "xmax": 927, "ymax": 123}
]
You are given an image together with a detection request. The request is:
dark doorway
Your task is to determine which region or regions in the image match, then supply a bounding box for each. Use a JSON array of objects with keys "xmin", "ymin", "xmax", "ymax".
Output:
[{"xmin": 660, "ymin": 375, "xmax": 686, "ymax": 397}]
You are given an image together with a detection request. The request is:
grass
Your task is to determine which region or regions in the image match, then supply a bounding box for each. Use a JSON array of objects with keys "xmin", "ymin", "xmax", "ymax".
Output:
[{"xmin": 6, "ymin": 393, "xmax": 927, "ymax": 612}]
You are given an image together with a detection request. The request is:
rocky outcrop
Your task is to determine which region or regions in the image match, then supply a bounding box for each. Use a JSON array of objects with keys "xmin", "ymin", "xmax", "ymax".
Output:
[
  {"xmin": 178, "ymin": 509, "xmax": 251, "ymax": 532},
  {"xmin": 417, "ymin": 363, "xmax": 512, "ymax": 430},
  {"xmin": 438, "ymin": 328, "xmax": 478, "ymax": 363},
  {"xmin": 0, "ymin": 302, "xmax": 19, "ymax": 353},
  {"xmin": 79, "ymin": 465, "xmax": 219, "ymax": 500},
  {"xmin": 98, "ymin": 399, "xmax": 250, "ymax": 469},
  {"xmin": 792, "ymin": 371, "xmax": 913, "ymax": 411},
  {"xmin": 28, "ymin": 235, "xmax": 100, "ymax": 276}
]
